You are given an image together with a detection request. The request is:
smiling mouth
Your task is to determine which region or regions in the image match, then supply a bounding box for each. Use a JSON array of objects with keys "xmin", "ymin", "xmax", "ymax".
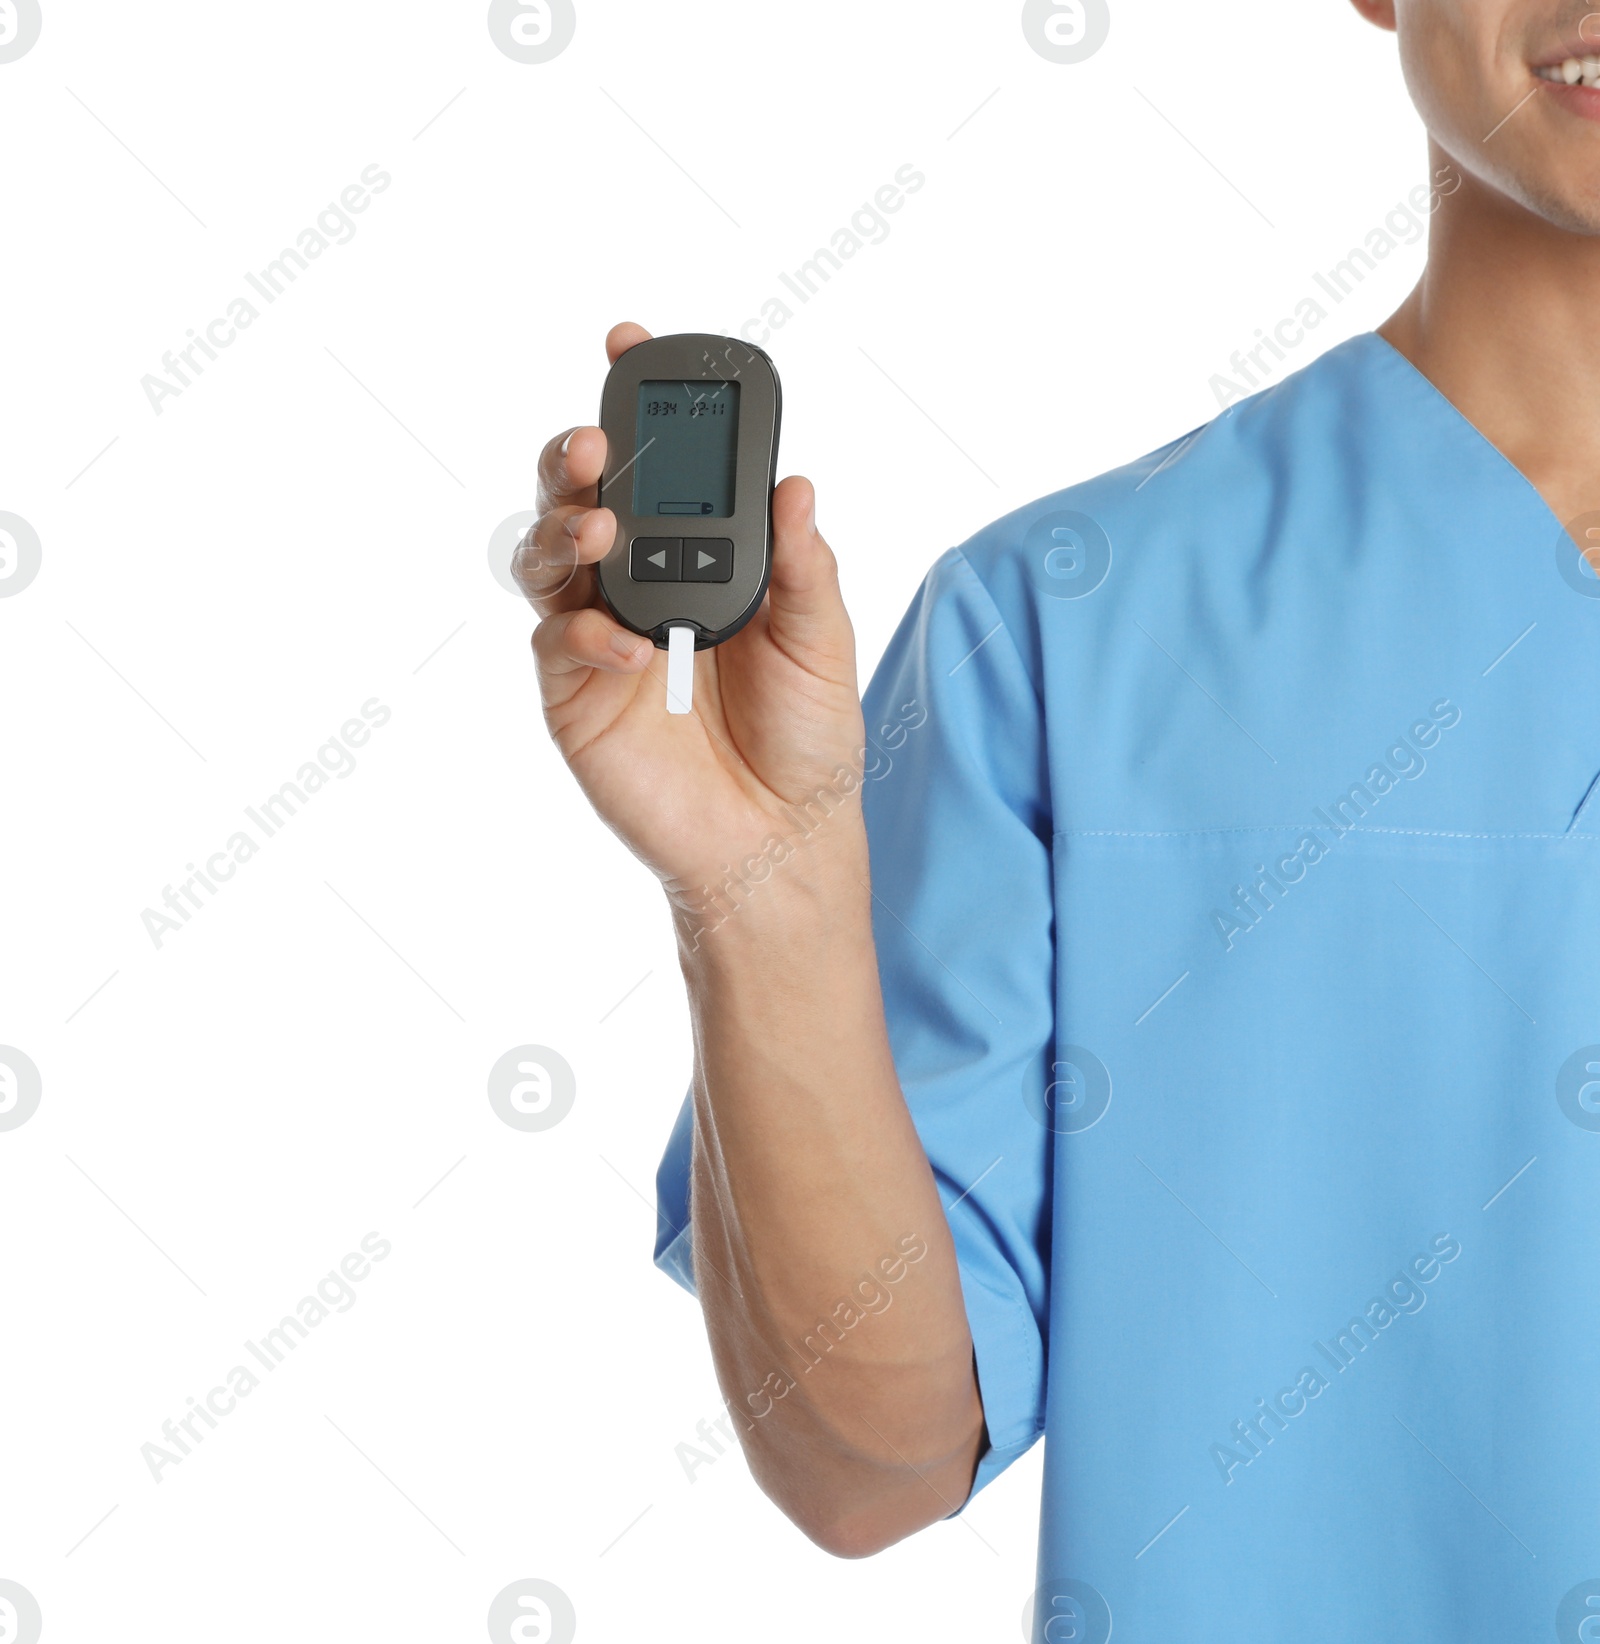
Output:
[{"xmin": 1535, "ymin": 54, "xmax": 1600, "ymax": 85}]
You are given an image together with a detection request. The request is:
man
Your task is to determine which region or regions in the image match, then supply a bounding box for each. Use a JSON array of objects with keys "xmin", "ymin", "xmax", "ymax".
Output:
[{"xmin": 522, "ymin": 2, "xmax": 1600, "ymax": 1635}]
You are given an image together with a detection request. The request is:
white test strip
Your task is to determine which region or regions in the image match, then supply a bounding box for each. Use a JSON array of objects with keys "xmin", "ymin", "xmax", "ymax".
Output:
[{"xmin": 665, "ymin": 623, "xmax": 695, "ymax": 715}]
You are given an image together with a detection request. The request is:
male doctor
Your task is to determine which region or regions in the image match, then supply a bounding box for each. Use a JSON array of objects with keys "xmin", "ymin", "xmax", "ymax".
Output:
[{"xmin": 522, "ymin": 1, "xmax": 1600, "ymax": 1635}]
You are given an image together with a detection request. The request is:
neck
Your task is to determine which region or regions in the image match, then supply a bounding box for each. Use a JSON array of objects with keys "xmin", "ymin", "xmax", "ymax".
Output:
[{"xmin": 1380, "ymin": 140, "xmax": 1600, "ymax": 529}]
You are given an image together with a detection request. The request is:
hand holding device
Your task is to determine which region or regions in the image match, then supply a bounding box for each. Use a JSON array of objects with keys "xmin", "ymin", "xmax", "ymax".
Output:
[{"xmin": 519, "ymin": 322, "xmax": 865, "ymax": 900}]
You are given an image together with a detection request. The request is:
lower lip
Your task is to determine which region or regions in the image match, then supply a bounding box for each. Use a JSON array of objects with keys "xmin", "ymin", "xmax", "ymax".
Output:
[{"xmin": 1536, "ymin": 79, "xmax": 1600, "ymax": 122}]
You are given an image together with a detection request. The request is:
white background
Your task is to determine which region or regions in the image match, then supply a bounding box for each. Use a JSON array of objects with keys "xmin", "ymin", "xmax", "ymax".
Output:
[{"xmin": 0, "ymin": 2, "xmax": 1430, "ymax": 1638}]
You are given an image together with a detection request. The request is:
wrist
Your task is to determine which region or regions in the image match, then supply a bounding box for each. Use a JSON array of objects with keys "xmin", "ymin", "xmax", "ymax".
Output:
[{"xmin": 666, "ymin": 813, "xmax": 872, "ymax": 967}]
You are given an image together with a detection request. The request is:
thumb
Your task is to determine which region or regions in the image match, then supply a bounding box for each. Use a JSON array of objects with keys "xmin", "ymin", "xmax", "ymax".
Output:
[{"xmin": 765, "ymin": 476, "xmax": 852, "ymax": 662}]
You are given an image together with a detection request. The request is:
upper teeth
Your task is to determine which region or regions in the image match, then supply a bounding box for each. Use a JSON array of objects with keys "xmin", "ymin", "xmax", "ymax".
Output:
[{"xmin": 1537, "ymin": 55, "xmax": 1600, "ymax": 83}]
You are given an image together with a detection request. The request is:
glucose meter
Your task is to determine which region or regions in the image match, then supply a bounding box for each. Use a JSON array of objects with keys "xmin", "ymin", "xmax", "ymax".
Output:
[{"xmin": 596, "ymin": 333, "xmax": 781, "ymax": 713}]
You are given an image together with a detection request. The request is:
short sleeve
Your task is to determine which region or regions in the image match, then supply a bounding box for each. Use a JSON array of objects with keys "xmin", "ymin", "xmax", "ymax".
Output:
[{"xmin": 653, "ymin": 546, "xmax": 1055, "ymax": 1509}]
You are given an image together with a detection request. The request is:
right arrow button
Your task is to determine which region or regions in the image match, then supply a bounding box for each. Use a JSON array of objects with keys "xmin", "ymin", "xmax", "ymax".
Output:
[{"xmin": 682, "ymin": 539, "xmax": 734, "ymax": 583}]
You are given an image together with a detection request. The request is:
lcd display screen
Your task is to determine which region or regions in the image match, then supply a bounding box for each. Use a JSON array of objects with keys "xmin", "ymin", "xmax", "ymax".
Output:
[{"xmin": 633, "ymin": 379, "xmax": 740, "ymax": 518}]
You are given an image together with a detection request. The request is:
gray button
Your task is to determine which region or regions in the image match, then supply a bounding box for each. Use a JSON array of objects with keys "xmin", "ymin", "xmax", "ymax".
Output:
[
  {"xmin": 682, "ymin": 539, "xmax": 733, "ymax": 583},
  {"xmin": 630, "ymin": 537, "xmax": 681, "ymax": 581}
]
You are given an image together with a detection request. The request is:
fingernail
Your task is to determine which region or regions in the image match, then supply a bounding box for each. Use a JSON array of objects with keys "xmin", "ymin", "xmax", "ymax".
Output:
[
  {"xmin": 564, "ymin": 508, "xmax": 589, "ymax": 540},
  {"xmin": 560, "ymin": 429, "xmax": 576, "ymax": 457},
  {"xmin": 611, "ymin": 631, "xmax": 646, "ymax": 660}
]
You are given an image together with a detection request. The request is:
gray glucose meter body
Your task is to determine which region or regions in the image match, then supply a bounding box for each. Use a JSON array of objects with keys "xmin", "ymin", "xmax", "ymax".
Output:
[{"xmin": 596, "ymin": 334, "xmax": 781, "ymax": 652}]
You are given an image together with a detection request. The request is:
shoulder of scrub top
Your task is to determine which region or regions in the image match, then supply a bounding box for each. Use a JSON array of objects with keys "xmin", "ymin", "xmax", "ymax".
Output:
[{"xmin": 947, "ymin": 331, "xmax": 1385, "ymax": 700}]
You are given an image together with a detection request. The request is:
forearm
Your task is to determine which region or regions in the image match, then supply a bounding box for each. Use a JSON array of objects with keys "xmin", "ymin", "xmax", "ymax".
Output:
[{"xmin": 671, "ymin": 820, "xmax": 986, "ymax": 1557}]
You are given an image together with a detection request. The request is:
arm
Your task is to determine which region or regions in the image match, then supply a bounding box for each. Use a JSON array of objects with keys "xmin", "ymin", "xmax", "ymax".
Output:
[
  {"xmin": 676, "ymin": 826, "xmax": 986, "ymax": 1558},
  {"xmin": 525, "ymin": 322, "xmax": 985, "ymax": 1558}
]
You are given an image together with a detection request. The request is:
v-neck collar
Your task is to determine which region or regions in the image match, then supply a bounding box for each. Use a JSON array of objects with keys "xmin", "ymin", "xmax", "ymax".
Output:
[{"xmin": 1355, "ymin": 328, "xmax": 1572, "ymax": 548}]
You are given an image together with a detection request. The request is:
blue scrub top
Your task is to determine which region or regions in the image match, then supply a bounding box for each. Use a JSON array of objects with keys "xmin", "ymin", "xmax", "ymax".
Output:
[{"xmin": 653, "ymin": 331, "xmax": 1600, "ymax": 1640}]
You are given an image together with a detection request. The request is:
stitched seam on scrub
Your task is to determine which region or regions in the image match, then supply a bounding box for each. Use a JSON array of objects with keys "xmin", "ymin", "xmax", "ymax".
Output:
[{"xmin": 1055, "ymin": 826, "xmax": 1600, "ymax": 841}]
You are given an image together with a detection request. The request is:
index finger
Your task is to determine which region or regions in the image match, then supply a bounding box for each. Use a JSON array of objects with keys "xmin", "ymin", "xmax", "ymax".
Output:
[
  {"xmin": 534, "ymin": 322, "xmax": 656, "ymax": 513},
  {"xmin": 536, "ymin": 424, "xmax": 605, "ymax": 516},
  {"xmin": 532, "ymin": 327, "xmax": 651, "ymax": 512}
]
